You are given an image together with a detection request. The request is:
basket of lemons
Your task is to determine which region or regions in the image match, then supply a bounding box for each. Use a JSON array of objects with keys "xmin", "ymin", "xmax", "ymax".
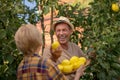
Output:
[{"xmin": 57, "ymin": 56, "xmax": 87, "ymax": 74}]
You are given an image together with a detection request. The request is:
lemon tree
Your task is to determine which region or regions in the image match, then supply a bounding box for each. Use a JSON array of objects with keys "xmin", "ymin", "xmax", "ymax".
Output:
[
  {"xmin": 79, "ymin": 0, "xmax": 120, "ymax": 80},
  {"xmin": 0, "ymin": 0, "xmax": 34, "ymax": 79},
  {"xmin": 0, "ymin": 0, "xmax": 56, "ymax": 79}
]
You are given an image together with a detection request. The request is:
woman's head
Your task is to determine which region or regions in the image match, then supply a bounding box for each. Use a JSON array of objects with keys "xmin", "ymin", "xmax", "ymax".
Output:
[{"xmin": 14, "ymin": 24, "xmax": 42, "ymax": 55}]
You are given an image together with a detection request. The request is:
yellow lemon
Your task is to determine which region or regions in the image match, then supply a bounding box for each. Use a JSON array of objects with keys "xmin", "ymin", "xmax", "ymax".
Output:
[
  {"xmin": 79, "ymin": 57, "xmax": 87, "ymax": 64},
  {"xmin": 63, "ymin": 65, "xmax": 73, "ymax": 73},
  {"xmin": 51, "ymin": 41, "xmax": 60, "ymax": 50},
  {"xmin": 70, "ymin": 56, "xmax": 79, "ymax": 64},
  {"xmin": 72, "ymin": 62, "xmax": 79, "ymax": 70},
  {"xmin": 72, "ymin": 61, "xmax": 85, "ymax": 70},
  {"xmin": 78, "ymin": 60, "xmax": 85, "ymax": 66},
  {"xmin": 61, "ymin": 59, "xmax": 70, "ymax": 65},
  {"xmin": 112, "ymin": 3, "xmax": 119, "ymax": 12},
  {"xmin": 58, "ymin": 64, "xmax": 63, "ymax": 71}
]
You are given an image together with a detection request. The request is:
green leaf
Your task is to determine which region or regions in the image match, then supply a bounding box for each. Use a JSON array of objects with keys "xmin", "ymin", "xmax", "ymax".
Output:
[
  {"xmin": 97, "ymin": 72, "xmax": 106, "ymax": 80},
  {"xmin": 0, "ymin": 65, "xmax": 8, "ymax": 73},
  {"xmin": 6, "ymin": 55, "xmax": 14, "ymax": 64},
  {"xmin": 111, "ymin": 63, "xmax": 120, "ymax": 71},
  {"xmin": 0, "ymin": 29, "xmax": 6, "ymax": 40},
  {"xmin": 43, "ymin": 6, "xmax": 50, "ymax": 15},
  {"xmin": 109, "ymin": 70, "xmax": 118, "ymax": 78},
  {"xmin": 100, "ymin": 62, "xmax": 110, "ymax": 70}
]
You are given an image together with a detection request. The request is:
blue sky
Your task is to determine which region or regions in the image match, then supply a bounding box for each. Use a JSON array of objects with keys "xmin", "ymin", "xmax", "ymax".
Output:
[{"xmin": 24, "ymin": 0, "xmax": 36, "ymax": 9}]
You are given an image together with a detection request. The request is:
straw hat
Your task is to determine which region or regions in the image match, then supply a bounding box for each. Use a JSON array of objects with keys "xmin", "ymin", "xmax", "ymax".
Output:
[{"xmin": 52, "ymin": 16, "xmax": 74, "ymax": 31}]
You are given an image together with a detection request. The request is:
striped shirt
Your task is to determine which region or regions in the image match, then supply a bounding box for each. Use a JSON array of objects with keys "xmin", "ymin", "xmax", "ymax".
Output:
[{"xmin": 17, "ymin": 53, "xmax": 67, "ymax": 80}]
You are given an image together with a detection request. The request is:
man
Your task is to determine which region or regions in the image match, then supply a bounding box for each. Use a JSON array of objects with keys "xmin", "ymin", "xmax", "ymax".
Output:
[{"xmin": 43, "ymin": 16, "xmax": 88, "ymax": 80}]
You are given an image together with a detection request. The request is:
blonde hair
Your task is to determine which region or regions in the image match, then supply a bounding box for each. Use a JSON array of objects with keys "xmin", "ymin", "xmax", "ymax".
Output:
[{"xmin": 14, "ymin": 24, "xmax": 42, "ymax": 55}]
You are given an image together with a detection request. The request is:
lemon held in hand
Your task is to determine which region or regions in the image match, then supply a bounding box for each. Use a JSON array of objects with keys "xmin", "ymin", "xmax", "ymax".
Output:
[
  {"xmin": 70, "ymin": 56, "xmax": 86, "ymax": 70},
  {"xmin": 79, "ymin": 57, "xmax": 87, "ymax": 63},
  {"xmin": 72, "ymin": 61, "xmax": 83, "ymax": 70},
  {"xmin": 51, "ymin": 41, "xmax": 60, "ymax": 50},
  {"xmin": 70, "ymin": 56, "xmax": 79, "ymax": 64},
  {"xmin": 63, "ymin": 65, "xmax": 73, "ymax": 73},
  {"xmin": 61, "ymin": 59, "xmax": 70, "ymax": 65},
  {"xmin": 58, "ymin": 64, "xmax": 63, "ymax": 71}
]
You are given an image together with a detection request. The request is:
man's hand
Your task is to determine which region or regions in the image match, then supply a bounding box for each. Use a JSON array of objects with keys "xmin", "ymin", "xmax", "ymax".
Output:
[
  {"xmin": 76, "ymin": 65, "xmax": 85, "ymax": 75},
  {"xmin": 85, "ymin": 59, "xmax": 91, "ymax": 67},
  {"xmin": 74, "ymin": 59, "xmax": 91, "ymax": 80},
  {"xmin": 74, "ymin": 65, "xmax": 85, "ymax": 80}
]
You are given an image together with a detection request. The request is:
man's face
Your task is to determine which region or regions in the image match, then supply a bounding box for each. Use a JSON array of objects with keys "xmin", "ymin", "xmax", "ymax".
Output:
[{"xmin": 55, "ymin": 23, "xmax": 72, "ymax": 45}]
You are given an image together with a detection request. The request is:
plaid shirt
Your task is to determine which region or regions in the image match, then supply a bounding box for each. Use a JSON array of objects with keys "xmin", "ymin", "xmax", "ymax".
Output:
[{"xmin": 17, "ymin": 53, "xmax": 67, "ymax": 80}]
